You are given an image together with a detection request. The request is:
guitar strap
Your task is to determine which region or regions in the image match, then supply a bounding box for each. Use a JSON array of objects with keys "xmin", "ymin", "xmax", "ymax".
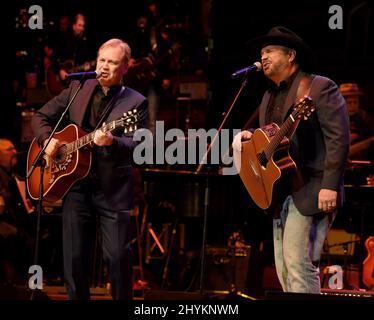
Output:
[
  {"xmin": 296, "ymin": 74, "xmax": 315, "ymax": 101},
  {"xmin": 286, "ymin": 74, "xmax": 316, "ymax": 139},
  {"xmin": 93, "ymin": 85, "xmax": 126, "ymax": 132}
]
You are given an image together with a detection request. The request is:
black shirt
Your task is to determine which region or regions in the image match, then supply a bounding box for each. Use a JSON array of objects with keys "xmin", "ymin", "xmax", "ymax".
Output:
[
  {"xmin": 266, "ymin": 70, "xmax": 300, "ymax": 125},
  {"xmin": 82, "ymin": 84, "xmax": 123, "ymax": 131}
]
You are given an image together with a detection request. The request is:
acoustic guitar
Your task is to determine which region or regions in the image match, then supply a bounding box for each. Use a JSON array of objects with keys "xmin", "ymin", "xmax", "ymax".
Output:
[
  {"xmin": 27, "ymin": 109, "xmax": 139, "ymax": 203},
  {"xmin": 234, "ymin": 97, "xmax": 315, "ymax": 209},
  {"xmin": 363, "ymin": 236, "xmax": 374, "ymax": 290}
]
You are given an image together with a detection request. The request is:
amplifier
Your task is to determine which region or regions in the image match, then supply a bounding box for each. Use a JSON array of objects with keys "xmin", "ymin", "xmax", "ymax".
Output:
[{"xmin": 205, "ymin": 245, "xmax": 251, "ymax": 292}]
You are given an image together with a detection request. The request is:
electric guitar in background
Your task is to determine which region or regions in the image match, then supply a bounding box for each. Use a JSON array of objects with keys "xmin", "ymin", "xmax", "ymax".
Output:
[
  {"xmin": 46, "ymin": 59, "xmax": 96, "ymax": 96},
  {"xmin": 124, "ymin": 42, "xmax": 180, "ymax": 93},
  {"xmin": 27, "ymin": 109, "xmax": 140, "ymax": 203},
  {"xmin": 234, "ymin": 97, "xmax": 315, "ymax": 209},
  {"xmin": 363, "ymin": 236, "xmax": 374, "ymax": 290}
]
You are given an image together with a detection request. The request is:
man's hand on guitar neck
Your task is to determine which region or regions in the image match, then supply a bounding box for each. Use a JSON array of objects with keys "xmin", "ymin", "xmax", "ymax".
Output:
[
  {"xmin": 232, "ymin": 130, "xmax": 253, "ymax": 152},
  {"xmin": 94, "ymin": 127, "xmax": 114, "ymax": 147}
]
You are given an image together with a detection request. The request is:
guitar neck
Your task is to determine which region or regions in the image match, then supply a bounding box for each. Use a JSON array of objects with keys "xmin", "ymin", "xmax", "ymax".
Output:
[
  {"xmin": 65, "ymin": 120, "xmax": 120, "ymax": 154},
  {"xmin": 264, "ymin": 115, "xmax": 297, "ymax": 159}
]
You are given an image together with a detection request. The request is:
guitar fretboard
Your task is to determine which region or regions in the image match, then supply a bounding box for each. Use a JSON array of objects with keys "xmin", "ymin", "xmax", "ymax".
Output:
[
  {"xmin": 261, "ymin": 98, "xmax": 313, "ymax": 161},
  {"xmin": 264, "ymin": 115, "xmax": 296, "ymax": 159},
  {"xmin": 56, "ymin": 109, "xmax": 138, "ymax": 158},
  {"xmin": 65, "ymin": 120, "xmax": 118, "ymax": 154}
]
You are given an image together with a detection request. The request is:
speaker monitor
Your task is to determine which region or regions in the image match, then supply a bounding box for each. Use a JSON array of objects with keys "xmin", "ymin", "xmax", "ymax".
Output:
[{"xmin": 205, "ymin": 245, "xmax": 251, "ymax": 292}]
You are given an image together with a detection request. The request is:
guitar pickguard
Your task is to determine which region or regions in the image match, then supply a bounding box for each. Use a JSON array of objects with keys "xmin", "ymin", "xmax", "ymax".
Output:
[{"xmin": 49, "ymin": 153, "xmax": 73, "ymax": 184}]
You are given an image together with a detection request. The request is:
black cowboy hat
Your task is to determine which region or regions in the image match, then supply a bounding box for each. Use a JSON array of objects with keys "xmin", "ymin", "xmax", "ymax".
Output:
[{"xmin": 247, "ymin": 26, "xmax": 315, "ymax": 71}]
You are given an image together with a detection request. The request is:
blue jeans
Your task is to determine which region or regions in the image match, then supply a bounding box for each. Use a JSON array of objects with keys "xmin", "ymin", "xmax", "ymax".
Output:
[{"xmin": 273, "ymin": 196, "xmax": 335, "ymax": 293}]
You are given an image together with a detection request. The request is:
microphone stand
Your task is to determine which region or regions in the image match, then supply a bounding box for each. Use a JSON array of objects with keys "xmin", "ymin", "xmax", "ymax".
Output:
[
  {"xmin": 26, "ymin": 80, "xmax": 86, "ymax": 300},
  {"xmin": 196, "ymin": 74, "xmax": 250, "ymax": 296}
]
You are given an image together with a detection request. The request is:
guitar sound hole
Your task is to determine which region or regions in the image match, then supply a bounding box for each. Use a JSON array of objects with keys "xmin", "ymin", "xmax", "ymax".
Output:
[
  {"xmin": 257, "ymin": 151, "xmax": 268, "ymax": 167},
  {"xmin": 54, "ymin": 149, "xmax": 67, "ymax": 164}
]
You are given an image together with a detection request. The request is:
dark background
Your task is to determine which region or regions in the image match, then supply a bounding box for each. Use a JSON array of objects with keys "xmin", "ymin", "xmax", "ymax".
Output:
[{"xmin": 6, "ymin": 0, "xmax": 374, "ymax": 131}]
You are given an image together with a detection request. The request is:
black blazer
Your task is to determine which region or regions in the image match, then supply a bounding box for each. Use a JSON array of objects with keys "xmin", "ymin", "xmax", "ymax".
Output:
[
  {"xmin": 31, "ymin": 79, "xmax": 148, "ymax": 211},
  {"xmin": 258, "ymin": 71, "xmax": 350, "ymax": 215}
]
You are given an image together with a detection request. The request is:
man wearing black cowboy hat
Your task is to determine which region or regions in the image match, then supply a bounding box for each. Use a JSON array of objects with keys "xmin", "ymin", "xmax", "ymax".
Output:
[{"xmin": 233, "ymin": 26, "xmax": 350, "ymax": 294}]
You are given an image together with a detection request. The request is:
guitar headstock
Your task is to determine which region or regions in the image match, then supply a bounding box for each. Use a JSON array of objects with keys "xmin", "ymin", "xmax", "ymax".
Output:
[
  {"xmin": 293, "ymin": 96, "xmax": 315, "ymax": 120},
  {"xmin": 118, "ymin": 108, "xmax": 139, "ymax": 134}
]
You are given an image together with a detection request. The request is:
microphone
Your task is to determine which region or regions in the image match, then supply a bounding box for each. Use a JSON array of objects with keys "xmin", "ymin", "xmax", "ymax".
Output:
[
  {"xmin": 66, "ymin": 70, "xmax": 102, "ymax": 80},
  {"xmin": 231, "ymin": 62, "xmax": 262, "ymax": 79}
]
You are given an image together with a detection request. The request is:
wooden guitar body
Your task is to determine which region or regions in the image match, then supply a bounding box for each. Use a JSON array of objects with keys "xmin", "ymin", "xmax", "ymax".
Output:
[
  {"xmin": 363, "ymin": 236, "xmax": 374, "ymax": 289},
  {"xmin": 27, "ymin": 124, "xmax": 91, "ymax": 203},
  {"xmin": 237, "ymin": 124, "xmax": 296, "ymax": 209},
  {"xmin": 234, "ymin": 96, "xmax": 315, "ymax": 209},
  {"xmin": 27, "ymin": 109, "xmax": 139, "ymax": 203}
]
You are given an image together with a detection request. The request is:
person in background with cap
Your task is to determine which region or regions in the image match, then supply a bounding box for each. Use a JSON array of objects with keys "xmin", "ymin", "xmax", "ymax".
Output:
[
  {"xmin": 339, "ymin": 83, "xmax": 374, "ymax": 158},
  {"xmin": 339, "ymin": 83, "xmax": 374, "ymax": 186},
  {"xmin": 232, "ymin": 26, "xmax": 350, "ymax": 294}
]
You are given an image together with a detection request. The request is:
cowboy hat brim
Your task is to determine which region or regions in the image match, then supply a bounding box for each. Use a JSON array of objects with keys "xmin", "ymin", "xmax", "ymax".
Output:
[{"xmin": 246, "ymin": 26, "xmax": 315, "ymax": 71}]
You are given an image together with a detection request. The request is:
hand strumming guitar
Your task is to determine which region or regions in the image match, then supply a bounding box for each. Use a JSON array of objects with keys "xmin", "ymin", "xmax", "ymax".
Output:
[
  {"xmin": 43, "ymin": 137, "xmax": 62, "ymax": 157},
  {"xmin": 232, "ymin": 130, "xmax": 253, "ymax": 152}
]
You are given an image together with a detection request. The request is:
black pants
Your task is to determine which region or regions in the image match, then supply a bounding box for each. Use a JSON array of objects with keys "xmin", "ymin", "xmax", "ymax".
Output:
[{"xmin": 62, "ymin": 180, "xmax": 133, "ymax": 300}]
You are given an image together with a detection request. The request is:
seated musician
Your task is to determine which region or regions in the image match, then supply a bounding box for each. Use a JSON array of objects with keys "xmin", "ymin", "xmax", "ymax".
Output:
[
  {"xmin": 46, "ymin": 13, "xmax": 95, "ymax": 96},
  {"xmin": 0, "ymin": 138, "xmax": 34, "ymax": 285},
  {"xmin": 340, "ymin": 83, "xmax": 374, "ymax": 185}
]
